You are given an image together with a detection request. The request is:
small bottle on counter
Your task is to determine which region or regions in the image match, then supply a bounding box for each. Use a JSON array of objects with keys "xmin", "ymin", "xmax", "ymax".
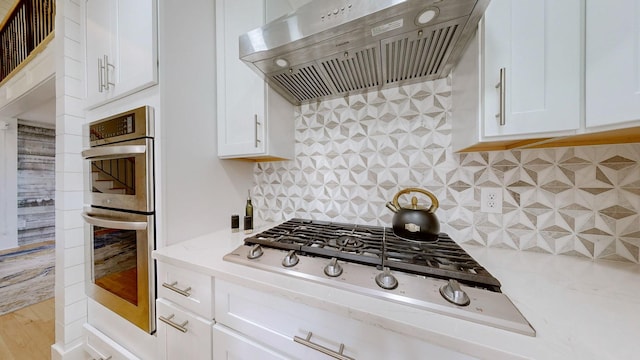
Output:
[
  {"xmin": 244, "ymin": 216, "xmax": 253, "ymax": 234},
  {"xmin": 244, "ymin": 190, "xmax": 253, "ymax": 233},
  {"xmin": 231, "ymin": 214, "xmax": 239, "ymax": 233}
]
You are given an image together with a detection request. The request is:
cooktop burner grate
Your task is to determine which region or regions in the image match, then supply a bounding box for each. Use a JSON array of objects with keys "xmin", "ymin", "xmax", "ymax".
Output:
[{"xmin": 244, "ymin": 218, "xmax": 501, "ymax": 290}]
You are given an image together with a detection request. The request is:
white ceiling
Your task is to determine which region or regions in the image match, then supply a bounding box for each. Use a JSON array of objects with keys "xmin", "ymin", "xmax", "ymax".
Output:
[
  {"xmin": 0, "ymin": 77, "xmax": 56, "ymax": 125},
  {"xmin": 0, "ymin": 0, "xmax": 14, "ymax": 25}
]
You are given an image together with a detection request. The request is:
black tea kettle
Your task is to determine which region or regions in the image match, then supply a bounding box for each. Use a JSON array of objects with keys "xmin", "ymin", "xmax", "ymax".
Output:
[{"xmin": 386, "ymin": 187, "xmax": 440, "ymax": 241}]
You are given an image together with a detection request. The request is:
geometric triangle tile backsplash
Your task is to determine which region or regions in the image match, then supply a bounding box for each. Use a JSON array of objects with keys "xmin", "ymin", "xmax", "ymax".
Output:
[{"xmin": 252, "ymin": 77, "xmax": 640, "ymax": 263}]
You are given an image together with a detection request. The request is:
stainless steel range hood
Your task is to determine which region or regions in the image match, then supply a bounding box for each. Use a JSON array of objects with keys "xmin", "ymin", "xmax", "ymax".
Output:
[{"xmin": 239, "ymin": 0, "xmax": 489, "ymax": 105}]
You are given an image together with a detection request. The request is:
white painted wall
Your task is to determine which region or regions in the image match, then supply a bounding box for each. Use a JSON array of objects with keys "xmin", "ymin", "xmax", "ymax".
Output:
[{"xmin": 159, "ymin": 0, "xmax": 254, "ymax": 246}]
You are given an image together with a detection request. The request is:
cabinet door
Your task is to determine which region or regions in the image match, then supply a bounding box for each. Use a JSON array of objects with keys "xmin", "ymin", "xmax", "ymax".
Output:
[
  {"xmin": 84, "ymin": 323, "xmax": 141, "ymax": 360},
  {"xmin": 216, "ymin": 0, "xmax": 267, "ymax": 157},
  {"xmin": 215, "ymin": 280, "xmax": 478, "ymax": 360},
  {"xmin": 212, "ymin": 324, "xmax": 287, "ymax": 360},
  {"xmin": 156, "ymin": 299, "xmax": 212, "ymax": 360},
  {"xmin": 113, "ymin": 0, "xmax": 158, "ymax": 100},
  {"xmin": 156, "ymin": 262, "xmax": 214, "ymax": 319},
  {"xmin": 586, "ymin": 0, "xmax": 640, "ymax": 128},
  {"xmin": 217, "ymin": 0, "xmax": 297, "ymax": 159},
  {"xmin": 85, "ymin": 0, "xmax": 157, "ymax": 109},
  {"xmin": 483, "ymin": 0, "xmax": 581, "ymax": 137},
  {"xmin": 85, "ymin": 0, "xmax": 115, "ymax": 106}
]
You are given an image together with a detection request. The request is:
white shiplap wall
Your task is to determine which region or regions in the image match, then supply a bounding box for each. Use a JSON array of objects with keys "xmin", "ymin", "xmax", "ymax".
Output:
[{"xmin": 52, "ymin": 0, "xmax": 87, "ymax": 358}]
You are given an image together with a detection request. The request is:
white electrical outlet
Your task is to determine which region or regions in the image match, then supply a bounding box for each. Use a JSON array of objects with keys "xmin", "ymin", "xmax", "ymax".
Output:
[{"xmin": 480, "ymin": 188, "xmax": 503, "ymax": 213}]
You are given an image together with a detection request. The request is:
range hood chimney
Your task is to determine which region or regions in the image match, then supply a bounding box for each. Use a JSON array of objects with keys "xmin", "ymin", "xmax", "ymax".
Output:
[{"xmin": 239, "ymin": 0, "xmax": 489, "ymax": 105}]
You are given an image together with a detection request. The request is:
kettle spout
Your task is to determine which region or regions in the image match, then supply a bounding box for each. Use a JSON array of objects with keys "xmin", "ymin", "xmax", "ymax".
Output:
[{"xmin": 385, "ymin": 202, "xmax": 399, "ymax": 213}]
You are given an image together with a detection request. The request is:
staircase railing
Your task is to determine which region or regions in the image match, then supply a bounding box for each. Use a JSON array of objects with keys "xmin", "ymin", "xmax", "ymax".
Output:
[
  {"xmin": 0, "ymin": 0, "xmax": 55, "ymax": 85},
  {"xmin": 91, "ymin": 158, "xmax": 136, "ymax": 195}
]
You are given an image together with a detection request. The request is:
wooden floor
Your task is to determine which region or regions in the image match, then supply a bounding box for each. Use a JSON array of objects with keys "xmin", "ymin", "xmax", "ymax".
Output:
[{"xmin": 0, "ymin": 298, "xmax": 54, "ymax": 360}]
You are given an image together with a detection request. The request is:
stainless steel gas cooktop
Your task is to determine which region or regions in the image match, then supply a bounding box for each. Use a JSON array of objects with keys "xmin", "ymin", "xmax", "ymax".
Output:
[{"xmin": 223, "ymin": 218, "xmax": 535, "ymax": 336}]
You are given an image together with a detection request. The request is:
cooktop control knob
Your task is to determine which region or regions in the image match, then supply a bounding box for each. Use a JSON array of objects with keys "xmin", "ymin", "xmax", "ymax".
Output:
[
  {"xmin": 439, "ymin": 279, "xmax": 470, "ymax": 306},
  {"xmin": 247, "ymin": 244, "xmax": 263, "ymax": 259},
  {"xmin": 324, "ymin": 257, "xmax": 343, "ymax": 277},
  {"xmin": 375, "ymin": 268, "xmax": 398, "ymax": 290},
  {"xmin": 282, "ymin": 250, "xmax": 299, "ymax": 267}
]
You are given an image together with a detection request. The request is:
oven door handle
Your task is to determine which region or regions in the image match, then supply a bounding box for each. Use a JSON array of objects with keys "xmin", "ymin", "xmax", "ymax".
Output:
[
  {"xmin": 81, "ymin": 212, "xmax": 148, "ymax": 230},
  {"xmin": 81, "ymin": 145, "xmax": 146, "ymax": 160}
]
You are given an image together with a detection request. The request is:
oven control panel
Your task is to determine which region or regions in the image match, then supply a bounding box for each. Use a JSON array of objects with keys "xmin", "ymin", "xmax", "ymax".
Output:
[
  {"xmin": 88, "ymin": 106, "xmax": 153, "ymax": 145},
  {"xmin": 90, "ymin": 114, "xmax": 135, "ymax": 141}
]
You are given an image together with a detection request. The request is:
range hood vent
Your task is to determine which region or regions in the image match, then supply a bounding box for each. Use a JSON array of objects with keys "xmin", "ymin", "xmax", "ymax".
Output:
[{"xmin": 240, "ymin": 0, "xmax": 489, "ymax": 105}]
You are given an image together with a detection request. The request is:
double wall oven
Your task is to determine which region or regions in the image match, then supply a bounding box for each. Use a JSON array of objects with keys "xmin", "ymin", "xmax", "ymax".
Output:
[{"xmin": 81, "ymin": 106, "xmax": 156, "ymax": 333}]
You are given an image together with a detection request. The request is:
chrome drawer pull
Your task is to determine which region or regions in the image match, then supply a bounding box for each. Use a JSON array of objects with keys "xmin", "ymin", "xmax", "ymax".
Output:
[
  {"xmin": 104, "ymin": 55, "xmax": 115, "ymax": 90},
  {"xmin": 159, "ymin": 314, "xmax": 188, "ymax": 333},
  {"xmin": 254, "ymin": 114, "xmax": 261, "ymax": 148},
  {"xmin": 495, "ymin": 67, "xmax": 506, "ymax": 126},
  {"xmin": 97, "ymin": 57, "xmax": 104, "ymax": 93},
  {"xmin": 162, "ymin": 281, "xmax": 192, "ymax": 297},
  {"xmin": 294, "ymin": 332, "xmax": 355, "ymax": 360}
]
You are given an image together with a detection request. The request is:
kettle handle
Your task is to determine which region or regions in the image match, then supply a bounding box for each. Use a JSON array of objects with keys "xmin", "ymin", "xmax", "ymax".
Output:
[{"xmin": 392, "ymin": 188, "xmax": 439, "ymax": 213}]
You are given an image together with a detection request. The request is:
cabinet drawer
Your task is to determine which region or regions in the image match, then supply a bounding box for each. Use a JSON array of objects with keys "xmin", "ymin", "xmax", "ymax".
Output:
[
  {"xmin": 212, "ymin": 324, "xmax": 287, "ymax": 360},
  {"xmin": 84, "ymin": 323, "xmax": 140, "ymax": 360},
  {"xmin": 157, "ymin": 262, "xmax": 214, "ymax": 318},
  {"xmin": 215, "ymin": 280, "xmax": 477, "ymax": 360},
  {"xmin": 156, "ymin": 299, "xmax": 213, "ymax": 360}
]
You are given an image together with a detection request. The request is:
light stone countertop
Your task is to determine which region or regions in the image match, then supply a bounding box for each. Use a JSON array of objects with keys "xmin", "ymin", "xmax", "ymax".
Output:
[{"xmin": 153, "ymin": 223, "xmax": 640, "ymax": 360}]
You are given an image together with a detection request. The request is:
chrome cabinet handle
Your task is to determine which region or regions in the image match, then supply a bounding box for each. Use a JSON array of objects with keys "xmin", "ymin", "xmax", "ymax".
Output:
[
  {"xmin": 254, "ymin": 114, "xmax": 261, "ymax": 148},
  {"xmin": 81, "ymin": 145, "xmax": 146, "ymax": 160},
  {"xmin": 97, "ymin": 57, "xmax": 104, "ymax": 93},
  {"xmin": 495, "ymin": 67, "xmax": 506, "ymax": 126},
  {"xmin": 162, "ymin": 281, "xmax": 192, "ymax": 297},
  {"xmin": 159, "ymin": 314, "xmax": 189, "ymax": 333},
  {"xmin": 81, "ymin": 212, "xmax": 148, "ymax": 230},
  {"xmin": 104, "ymin": 55, "xmax": 115, "ymax": 90},
  {"xmin": 294, "ymin": 332, "xmax": 355, "ymax": 360}
]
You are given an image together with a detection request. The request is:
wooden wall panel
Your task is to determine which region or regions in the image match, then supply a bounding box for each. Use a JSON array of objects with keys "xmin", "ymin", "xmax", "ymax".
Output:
[{"xmin": 17, "ymin": 123, "xmax": 55, "ymax": 247}]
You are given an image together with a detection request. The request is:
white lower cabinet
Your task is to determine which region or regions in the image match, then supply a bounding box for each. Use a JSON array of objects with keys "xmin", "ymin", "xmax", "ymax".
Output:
[
  {"xmin": 153, "ymin": 262, "xmax": 476, "ymax": 359},
  {"xmin": 212, "ymin": 324, "xmax": 288, "ymax": 359},
  {"xmin": 157, "ymin": 262, "xmax": 214, "ymax": 319},
  {"xmin": 84, "ymin": 323, "xmax": 140, "ymax": 360},
  {"xmin": 214, "ymin": 279, "xmax": 477, "ymax": 360},
  {"xmin": 156, "ymin": 298, "xmax": 213, "ymax": 360}
]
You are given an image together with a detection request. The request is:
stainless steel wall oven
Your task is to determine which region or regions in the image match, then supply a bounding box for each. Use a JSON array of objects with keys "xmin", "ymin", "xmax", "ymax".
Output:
[{"xmin": 82, "ymin": 106, "xmax": 156, "ymax": 333}]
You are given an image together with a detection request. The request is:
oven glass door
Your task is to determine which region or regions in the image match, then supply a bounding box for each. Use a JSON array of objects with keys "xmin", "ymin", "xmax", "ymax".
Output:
[
  {"xmin": 82, "ymin": 207, "xmax": 155, "ymax": 333},
  {"xmin": 82, "ymin": 138, "xmax": 154, "ymax": 213}
]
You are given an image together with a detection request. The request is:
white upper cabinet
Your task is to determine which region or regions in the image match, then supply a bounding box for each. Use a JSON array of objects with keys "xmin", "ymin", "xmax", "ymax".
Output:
[
  {"xmin": 586, "ymin": 0, "xmax": 640, "ymax": 129},
  {"xmin": 216, "ymin": 0, "xmax": 296, "ymax": 160},
  {"xmin": 452, "ymin": 0, "xmax": 582, "ymax": 152},
  {"xmin": 85, "ymin": 0, "xmax": 158, "ymax": 109}
]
